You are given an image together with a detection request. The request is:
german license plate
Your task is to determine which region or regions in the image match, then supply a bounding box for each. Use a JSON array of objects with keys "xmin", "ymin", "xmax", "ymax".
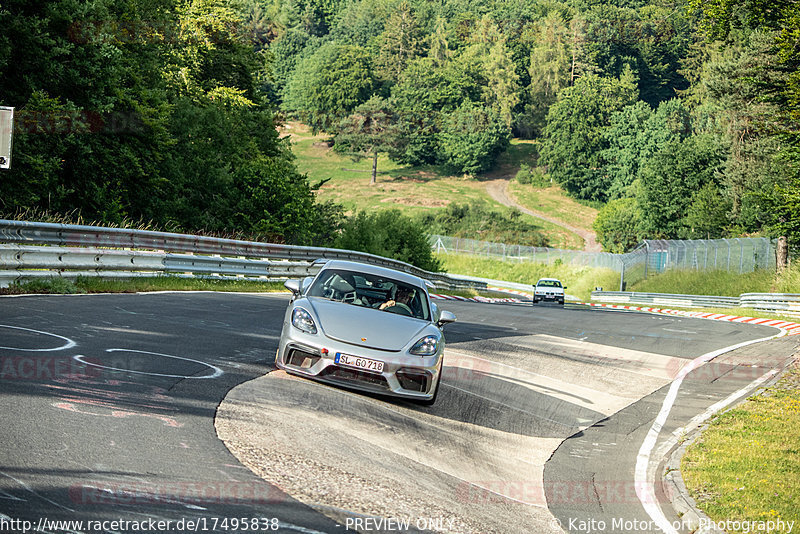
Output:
[{"xmin": 335, "ymin": 353, "xmax": 384, "ymax": 374}]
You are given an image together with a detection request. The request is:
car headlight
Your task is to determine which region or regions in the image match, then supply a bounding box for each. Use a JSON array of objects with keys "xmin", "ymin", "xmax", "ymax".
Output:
[
  {"xmin": 291, "ymin": 307, "xmax": 317, "ymax": 334},
  {"xmin": 410, "ymin": 335, "xmax": 439, "ymax": 356}
]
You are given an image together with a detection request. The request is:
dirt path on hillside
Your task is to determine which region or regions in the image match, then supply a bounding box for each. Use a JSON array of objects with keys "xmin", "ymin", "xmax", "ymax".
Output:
[{"xmin": 485, "ymin": 179, "xmax": 603, "ymax": 252}]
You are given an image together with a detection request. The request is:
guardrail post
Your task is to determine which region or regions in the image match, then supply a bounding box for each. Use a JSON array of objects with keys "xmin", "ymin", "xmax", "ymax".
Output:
[
  {"xmin": 777, "ymin": 236, "xmax": 788, "ymax": 273},
  {"xmin": 737, "ymin": 238, "xmax": 744, "ymax": 273},
  {"xmin": 726, "ymin": 239, "xmax": 731, "ymax": 270}
]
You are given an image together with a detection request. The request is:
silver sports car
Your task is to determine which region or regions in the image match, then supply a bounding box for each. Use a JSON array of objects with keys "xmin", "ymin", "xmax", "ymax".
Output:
[{"xmin": 276, "ymin": 260, "xmax": 456, "ymax": 404}]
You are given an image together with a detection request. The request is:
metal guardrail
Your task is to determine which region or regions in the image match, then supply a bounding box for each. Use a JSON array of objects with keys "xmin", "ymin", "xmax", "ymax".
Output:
[
  {"xmin": 740, "ymin": 293, "xmax": 800, "ymax": 314},
  {"xmin": 0, "ymin": 245, "xmax": 317, "ymax": 284},
  {"xmin": 591, "ymin": 291, "xmax": 741, "ymax": 308},
  {"xmin": 0, "ymin": 221, "xmax": 506, "ymax": 293},
  {"xmin": 592, "ymin": 290, "xmax": 800, "ymax": 316}
]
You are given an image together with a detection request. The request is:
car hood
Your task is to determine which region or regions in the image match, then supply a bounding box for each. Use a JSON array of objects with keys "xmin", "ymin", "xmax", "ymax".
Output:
[{"xmin": 306, "ymin": 298, "xmax": 430, "ymax": 351}]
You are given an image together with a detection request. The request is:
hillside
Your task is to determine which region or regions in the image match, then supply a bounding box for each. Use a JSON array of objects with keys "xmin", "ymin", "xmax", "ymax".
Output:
[
  {"xmin": 1, "ymin": 0, "xmax": 797, "ymax": 259},
  {"xmin": 284, "ymin": 122, "xmax": 594, "ymax": 250}
]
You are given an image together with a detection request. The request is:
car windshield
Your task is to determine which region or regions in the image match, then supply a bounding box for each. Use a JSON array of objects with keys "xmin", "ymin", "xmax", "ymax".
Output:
[
  {"xmin": 307, "ymin": 269, "xmax": 430, "ymax": 321},
  {"xmin": 537, "ymin": 280, "xmax": 562, "ymax": 288}
]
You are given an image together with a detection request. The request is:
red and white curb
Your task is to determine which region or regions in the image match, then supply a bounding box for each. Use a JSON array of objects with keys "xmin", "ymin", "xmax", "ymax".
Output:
[
  {"xmin": 583, "ymin": 301, "xmax": 800, "ymax": 336},
  {"xmin": 431, "ymin": 285, "xmax": 532, "ymax": 304},
  {"xmin": 430, "ymin": 294, "xmax": 800, "ymax": 335},
  {"xmin": 430, "ymin": 294, "xmax": 522, "ymax": 303}
]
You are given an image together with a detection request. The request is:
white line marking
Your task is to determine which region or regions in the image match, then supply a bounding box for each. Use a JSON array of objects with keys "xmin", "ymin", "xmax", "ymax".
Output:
[
  {"xmin": 74, "ymin": 349, "xmax": 223, "ymax": 379},
  {"xmin": 0, "ymin": 325, "xmax": 76, "ymax": 352},
  {"xmin": 0, "ymin": 488, "xmax": 25, "ymax": 501},
  {"xmin": 635, "ymin": 331, "xmax": 782, "ymax": 533},
  {"xmin": 672, "ymin": 369, "xmax": 780, "ymax": 440},
  {"xmin": 0, "ymin": 470, "xmax": 75, "ymax": 513}
]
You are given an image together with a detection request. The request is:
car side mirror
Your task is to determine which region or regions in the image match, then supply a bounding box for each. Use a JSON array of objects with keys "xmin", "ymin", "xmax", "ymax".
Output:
[
  {"xmin": 284, "ymin": 279, "xmax": 301, "ymax": 295},
  {"xmin": 563, "ymin": 285, "xmax": 568, "ymax": 289},
  {"xmin": 300, "ymin": 276, "xmax": 314, "ymax": 293},
  {"xmin": 437, "ymin": 310, "xmax": 456, "ymax": 327}
]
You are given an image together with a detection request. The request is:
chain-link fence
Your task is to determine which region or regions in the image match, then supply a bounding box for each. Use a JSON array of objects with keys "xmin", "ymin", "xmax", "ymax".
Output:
[
  {"xmin": 616, "ymin": 238, "xmax": 776, "ymax": 289},
  {"xmin": 430, "ymin": 235, "xmax": 776, "ymax": 290},
  {"xmin": 430, "ymin": 235, "xmax": 624, "ymax": 269}
]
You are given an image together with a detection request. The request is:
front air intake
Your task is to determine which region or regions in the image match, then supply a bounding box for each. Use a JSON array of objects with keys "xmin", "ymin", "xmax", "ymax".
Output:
[{"xmin": 396, "ymin": 368, "xmax": 431, "ymax": 392}]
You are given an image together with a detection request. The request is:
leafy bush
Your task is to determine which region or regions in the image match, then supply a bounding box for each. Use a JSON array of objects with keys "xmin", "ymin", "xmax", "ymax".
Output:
[
  {"xmin": 418, "ymin": 203, "xmax": 547, "ymax": 247},
  {"xmin": 593, "ymin": 197, "xmax": 644, "ymax": 253},
  {"xmin": 438, "ymin": 102, "xmax": 511, "ymax": 175},
  {"xmin": 334, "ymin": 210, "xmax": 443, "ymax": 272},
  {"xmin": 515, "ymin": 164, "xmax": 551, "ymax": 187}
]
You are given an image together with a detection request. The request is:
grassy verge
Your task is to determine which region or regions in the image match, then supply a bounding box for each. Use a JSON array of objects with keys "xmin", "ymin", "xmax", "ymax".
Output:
[
  {"xmin": 436, "ymin": 253, "xmax": 620, "ymax": 302},
  {"xmin": 0, "ymin": 276, "xmax": 286, "ymax": 295},
  {"xmin": 0, "ymin": 275, "xmax": 526, "ymax": 301},
  {"xmin": 1, "ymin": 255, "xmax": 621, "ymax": 302},
  {"xmin": 585, "ymin": 266, "xmax": 800, "ymax": 322},
  {"xmin": 628, "ymin": 269, "xmax": 778, "ymax": 296},
  {"xmin": 508, "ymin": 181, "xmax": 599, "ymax": 233},
  {"xmin": 681, "ymin": 361, "xmax": 800, "ymax": 532}
]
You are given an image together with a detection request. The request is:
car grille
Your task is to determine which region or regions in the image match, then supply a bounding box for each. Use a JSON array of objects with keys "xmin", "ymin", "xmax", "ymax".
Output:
[{"xmin": 319, "ymin": 366, "xmax": 389, "ymax": 390}]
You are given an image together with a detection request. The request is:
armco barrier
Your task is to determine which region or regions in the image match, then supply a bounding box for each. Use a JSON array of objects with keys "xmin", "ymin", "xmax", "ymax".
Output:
[
  {"xmin": 592, "ymin": 290, "xmax": 800, "ymax": 317},
  {"xmin": 0, "ymin": 221, "xmax": 509, "ymax": 293},
  {"xmin": 0, "ymin": 244, "xmax": 318, "ymax": 286},
  {"xmin": 591, "ymin": 291, "xmax": 740, "ymax": 308},
  {"xmin": 740, "ymin": 293, "xmax": 800, "ymax": 315}
]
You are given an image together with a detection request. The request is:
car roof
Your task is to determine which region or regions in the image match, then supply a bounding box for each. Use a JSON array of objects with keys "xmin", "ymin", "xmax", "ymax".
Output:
[
  {"xmin": 537, "ymin": 278, "xmax": 562, "ymax": 282},
  {"xmin": 319, "ymin": 260, "xmax": 427, "ymax": 288}
]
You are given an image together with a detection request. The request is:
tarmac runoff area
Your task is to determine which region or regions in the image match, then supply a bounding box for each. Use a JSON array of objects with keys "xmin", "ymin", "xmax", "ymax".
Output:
[{"xmin": 215, "ymin": 327, "xmax": 727, "ymax": 532}]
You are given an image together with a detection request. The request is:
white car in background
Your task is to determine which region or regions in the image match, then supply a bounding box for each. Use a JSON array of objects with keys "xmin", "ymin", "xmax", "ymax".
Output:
[{"xmin": 533, "ymin": 278, "xmax": 566, "ymax": 305}]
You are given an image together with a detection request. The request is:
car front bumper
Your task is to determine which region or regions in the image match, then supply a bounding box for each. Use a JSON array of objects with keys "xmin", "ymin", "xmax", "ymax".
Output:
[
  {"xmin": 534, "ymin": 292, "xmax": 564, "ymax": 301},
  {"xmin": 276, "ymin": 326, "xmax": 442, "ymax": 401}
]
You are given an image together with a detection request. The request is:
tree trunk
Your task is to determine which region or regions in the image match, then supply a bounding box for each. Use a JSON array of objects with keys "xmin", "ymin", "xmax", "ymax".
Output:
[{"xmin": 371, "ymin": 151, "xmax": 378, "ymax": 185}]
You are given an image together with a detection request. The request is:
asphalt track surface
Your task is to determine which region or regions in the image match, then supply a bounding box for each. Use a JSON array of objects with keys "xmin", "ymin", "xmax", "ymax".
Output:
[{"xmin": 0, "ymin": 292, "xmax": 796, "ymax": 534}]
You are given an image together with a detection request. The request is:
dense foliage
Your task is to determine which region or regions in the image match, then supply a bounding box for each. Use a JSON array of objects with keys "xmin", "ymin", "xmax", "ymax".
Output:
[
  {"xmin": 419, "ymin": 203, "xmax": 548, "ymax": 247},
  {"xmin": 0, "ymin": 0, "xmax": 337, "ymax": 245},
  {"xmin": 335, "ymin": 210, "xmax": 442, "ymax": 271},
  {"xmin": 257, "ymin": 0, "xmax": 798, "ymax": 251},
  {"xmin": 3, "ymin": 0, "xmax": 799, "ymax": 258}
]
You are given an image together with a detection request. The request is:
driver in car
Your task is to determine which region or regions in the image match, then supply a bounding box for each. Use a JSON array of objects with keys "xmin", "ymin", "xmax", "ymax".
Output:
[{"xmin": 379, "ymin": 286, "xmax": 414, "ymax": 314}]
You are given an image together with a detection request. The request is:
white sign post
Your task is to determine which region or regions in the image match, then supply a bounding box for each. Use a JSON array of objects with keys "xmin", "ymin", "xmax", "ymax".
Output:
[{"xmin": 0, "ymin": 106, "xmax": 14, "ymax": 169}]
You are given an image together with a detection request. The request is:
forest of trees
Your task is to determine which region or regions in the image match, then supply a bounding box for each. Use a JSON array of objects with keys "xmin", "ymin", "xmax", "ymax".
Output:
[
  {"xmin": 0, "ymin": 0, "xmax": 344, "ymax": 247},
  {"xmin": 1, "ymin": 0, "xmax": 798, "ymax": 259},
  {"xmin": 259, "ymin": 0, "xmax": 798, "ymax": 251}
]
